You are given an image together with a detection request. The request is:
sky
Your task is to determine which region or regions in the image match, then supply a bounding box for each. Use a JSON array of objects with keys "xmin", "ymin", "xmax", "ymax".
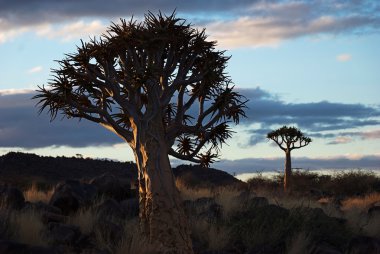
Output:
[{"xmin": 0, "ymin": 0, "xmax": 379, "ymax": 174}]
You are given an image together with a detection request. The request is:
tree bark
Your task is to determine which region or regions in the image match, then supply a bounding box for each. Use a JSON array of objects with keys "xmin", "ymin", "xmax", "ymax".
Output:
[
  {"xmin": 284, "ymin": 150, "xmax": 292, "ymax": 192},
  {"xmin": 132, "ymin": 119, "xmax": 193, "ymax": 254}
]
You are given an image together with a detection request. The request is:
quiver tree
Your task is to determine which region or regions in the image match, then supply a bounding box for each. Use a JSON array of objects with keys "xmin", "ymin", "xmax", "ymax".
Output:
[
  {"xmin": 34, "ymin": 12, "xmax": 247, "ymax": 253},
  {"xmin": 267, "ymin": 126, "xmax": 312, "ymax": 191}
]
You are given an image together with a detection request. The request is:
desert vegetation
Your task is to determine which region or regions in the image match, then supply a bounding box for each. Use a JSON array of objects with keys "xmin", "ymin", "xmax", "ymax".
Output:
[{"xmin": 1, "ymin": 153, "xmax": 380, "ymax": 253}]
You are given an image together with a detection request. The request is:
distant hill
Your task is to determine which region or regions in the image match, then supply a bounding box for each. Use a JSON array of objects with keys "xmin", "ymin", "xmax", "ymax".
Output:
[
  {"xmin": 173, "ymin": 164, "xmax": 246, "ymax": 189},
  {"xmin": 0, "ymin": 152, "xmax": 137, "ymax": 188},
  {"xmin": 0, "ymin": 152, "xmax": 244, "ymax": 189}
]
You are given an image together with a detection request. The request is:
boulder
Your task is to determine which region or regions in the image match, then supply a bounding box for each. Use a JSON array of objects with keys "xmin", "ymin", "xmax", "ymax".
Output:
[
  {"xmin": 0, "ymin": 210, "xmax": 11, "ymax": 239},
  {"xmin": 22, "ymin": 201, "xmax": 66, "ymax": 224},
  {"xmin": 89, "ymin": 173, "xmax": 131, "ymax": 201},
  {"xmin": 41, "ymin": 212, "xmax": 67, "ymax": 224},
  {"xmin": 0, "ymin": 186, "xmax": 25, "ymax": 210},
  {"xmin": 368, "ymin": 205, "xmax": 380, "ymax": 218},
  {"xmin": 46, "ymin": 222, "xmax": 82, "ymax": 246},
  {"xmin": 0, "ymin": 240, "xmax": 61, "ymax": 254},
  {"xmin": 347, "ymin": 236, "xmax": 380, "ymax": 254},
  {"xmin": 80, "ymin": 248, "xmax": 112, "ymax": 254},
  {"xmin": 184, "ymin": 197, "xmax": 223, "ymax": 222},
  {"xmin": 235, "ymin": 190, "xmax": 251, "ymax": 204},
  {"xmin": 309, "ymin": 241, "xmax": 342, "ymax": 254},
  {"xmin": 22, "ymin": 201, "xmax": 62, "ymax": 214},
  {"xmin": 49, "ymin": 180, "xmax": 97, "ymax": 215}
]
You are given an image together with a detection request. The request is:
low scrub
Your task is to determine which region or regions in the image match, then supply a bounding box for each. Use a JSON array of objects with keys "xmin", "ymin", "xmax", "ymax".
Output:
[
  {"xmin": 247, "ymin": 169, "xmax": 380, "ymax": 196},
  {"xmin": 1, "ymin": 170, "xmax": 379, "ymax": 253}
]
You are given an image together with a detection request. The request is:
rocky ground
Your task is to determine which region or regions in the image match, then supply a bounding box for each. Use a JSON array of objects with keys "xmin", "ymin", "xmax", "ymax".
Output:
[{"xmin": 0, "ymin": 152, "xmax": 379, "ymax": 253}]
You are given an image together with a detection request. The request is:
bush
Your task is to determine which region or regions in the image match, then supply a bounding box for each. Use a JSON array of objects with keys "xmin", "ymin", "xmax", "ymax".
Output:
[
  {"xmin": 247, "ymin": 169, "xmax": 380, "ymax": 197},
  {"xmin": 324, "ymin": 170, "xmax": 380, "ymax": 196}
]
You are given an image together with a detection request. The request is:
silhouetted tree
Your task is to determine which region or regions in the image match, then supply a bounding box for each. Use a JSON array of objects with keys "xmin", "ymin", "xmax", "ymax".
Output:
[
  {"xmin": 267, "ymin": 126, "xmax": 311, "ymax": 191},
  {"xmin": 34, "ymin": 12, "xmax": 247, "ymax": 253}
]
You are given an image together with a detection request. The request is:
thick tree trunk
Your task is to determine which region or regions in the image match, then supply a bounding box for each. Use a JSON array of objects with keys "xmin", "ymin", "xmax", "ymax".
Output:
[
  {"xmin": 284, "ymin": 150, "xmax": 292, "ymax": 192},
  {"xmin": 132, "ymin": 120, "xmax": 193, "ymax": 253}
]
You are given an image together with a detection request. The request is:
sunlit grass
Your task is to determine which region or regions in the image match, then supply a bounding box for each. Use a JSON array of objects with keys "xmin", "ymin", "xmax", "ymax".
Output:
[
  {"xmin": 23, "ymin": 183, "xmax": 54, "ymax": 203},
  {"xmin": 341, "ymin": 192, "xmax": 380, "ymax": 211},
  {"xmin": 176, "ymin": 178, "xmax": 213, "ymax": 200}
]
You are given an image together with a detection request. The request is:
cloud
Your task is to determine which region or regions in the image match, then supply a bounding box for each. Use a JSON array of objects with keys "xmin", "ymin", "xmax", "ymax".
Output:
[
  {"xmin": 239, "ymin": 87, "xmax": 380, "ymax": 146},
  {"xmin": 0, "ymin": 92, "xmax": 120, "ymax": 148},
  {"xmin": 0, "ymin": 1, "xmax": 379, "ymax": 46},
  {"xmin": 213, "ymin": 155, "xmax": 380, "ymax": 174},
  {"xmin": 27, "ymin": 66, "xmax": 43, "ymax": 74},
  {"xmin": 311, "ymin": 129, "xmax": 380, "ymax": 145},
  {"xmin": 0, "ymin": 89, "xmax": 34, "ymax": 96},
  {"xmin": 1, "ymin": 88, "xmax": 379, "ymax": 149},
  {"xmin": 327, "ymin": 136, "xmax": 353, "ymax": 145},
  {"xmin": 361, "ymin": 129, "xmax": 380, "ymax": 140},
  {"xmin": 36, "ymin": 20, "xmax": 106, "ymax": 41},
  {"xmin": 336, "ymin": 53, "xmax": 352, "ymax": 62}
]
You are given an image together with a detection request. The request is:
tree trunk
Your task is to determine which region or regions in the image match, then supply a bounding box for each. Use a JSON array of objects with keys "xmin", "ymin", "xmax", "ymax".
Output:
[
  {"xmin": 284, "ymin": 150, "xmax": 292, "ymax": 192},
  {"xmin": 132, "ymin": 120, "xmax": 193, "ymax": 254}
]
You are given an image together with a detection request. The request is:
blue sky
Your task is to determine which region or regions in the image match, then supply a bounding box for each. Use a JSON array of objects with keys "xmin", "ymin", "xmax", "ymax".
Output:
[{"xmin": 0, "ymin": 0, "xmax": 379, "ymax": 172}]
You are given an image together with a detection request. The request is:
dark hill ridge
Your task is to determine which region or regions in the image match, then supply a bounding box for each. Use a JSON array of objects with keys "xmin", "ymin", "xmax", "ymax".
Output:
[
  {"xmin": 174, "ymin": 164, "xmax": 246, "ymax": 189},
  {"xmin": 0, "ymin": 152, "xmax": 244, "ymax": 189},
  {"xmin": 0, "ymin": 152, "xmax": 137, "ymax": 188}
]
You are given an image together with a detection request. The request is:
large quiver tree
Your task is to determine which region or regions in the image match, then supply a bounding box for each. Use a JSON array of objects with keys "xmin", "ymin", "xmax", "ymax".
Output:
[
  {"xmin": 34, "ymin": 12, "xmax": 247, "ymax": 253},
  {"xmin": 267, "ymin": 126, "xmax": 311, "ymax": 192}
]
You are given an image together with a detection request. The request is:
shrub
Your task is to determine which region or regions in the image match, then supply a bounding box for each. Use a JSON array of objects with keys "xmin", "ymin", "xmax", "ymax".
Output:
[{"xmin": 325, "ymin": 170, "xmax": 380, "ymax": 196}]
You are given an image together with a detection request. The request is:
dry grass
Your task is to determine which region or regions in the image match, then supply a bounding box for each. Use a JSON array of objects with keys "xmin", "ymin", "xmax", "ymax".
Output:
[
  {"xmin": 214, "ymin": 187, "xmax": 242, "ymax": 217},
  {"xmin": 23, "ymin": 183, "xmax": 54, "ymax": 203},
  {"xmin": 363, "ymin": 214, "xmax": 380, "ymax": 238},
  {"xmin": 9, "ymin": 210, "xmax": 47, "ymax": 247},
  {"xmin": 69, "ymin": 207, "xmax": 98, "ymax": 234},
  {"xmin": 176, "ymin": 178, "xmax": 213, "ymax": 201},
  {"xmin": 191, "ymin": 218, "xmax": 230, "ymax": 251},
  {"xmin": 338, "ymin": 192, "xmax": 380, "ymax": 238},
  {"xmin": 341, "ymin": 192, "xmax": 380, "ymax": 211},
  {"xmin": 115, "ymin": 218, "xmax": 162, "ymax": 254}
]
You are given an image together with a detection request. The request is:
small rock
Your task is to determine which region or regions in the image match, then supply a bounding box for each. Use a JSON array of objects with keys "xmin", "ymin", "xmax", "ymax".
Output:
[
  {"xmin": 0, "ymin": 186, "xmax": 25, "ymax": 210},
  {"xmin": 49, "ymin": 180, "xmax": 97, "ymax": 215},
  {"xmin": 46, "ymin": 222, "xmax": 81, "ymax": 246}
]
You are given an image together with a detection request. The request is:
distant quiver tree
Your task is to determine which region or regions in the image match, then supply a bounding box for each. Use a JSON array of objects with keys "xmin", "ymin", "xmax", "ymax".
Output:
[
  {"xmin": 267, "ymin": 126, "xmax": 312, "ymax": 191},
  {"xmin": 34, "ymin": 12, "xmax": 247, "ymax": 253}
]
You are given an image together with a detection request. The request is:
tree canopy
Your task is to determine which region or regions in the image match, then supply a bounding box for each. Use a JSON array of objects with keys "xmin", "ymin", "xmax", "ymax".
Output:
[
  {"xmin": 267, "ymin": 126, "xmax": 312, "ymax": 151},
  {"xmin": 34, "ymin": 12, "xmax": 247, "ymax": 167}
]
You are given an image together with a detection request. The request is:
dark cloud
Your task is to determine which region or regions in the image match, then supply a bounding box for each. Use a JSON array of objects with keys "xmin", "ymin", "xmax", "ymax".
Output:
[
  {"xmin": 0, "ymin": 88, "xmax": 379, "ymax": 149},
  {"xmin": 0, "ymin": 93, "xmax": 120, "ymax": 148},
  {"xmin": 0, "ymin": 0, "xmax": 253, "ymax": 26},
  {"xmin": 241, "ymin": 87, "xmax": 380, "ymax": 146},
  {"xmin": 1, "ymin": 1, "xmax": 380, "ymax": 47}
]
